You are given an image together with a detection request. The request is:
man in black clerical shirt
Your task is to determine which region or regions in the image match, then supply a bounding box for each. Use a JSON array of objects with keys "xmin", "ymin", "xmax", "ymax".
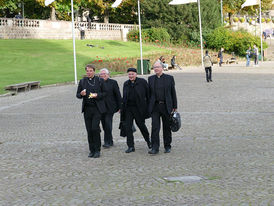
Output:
[
  {"xmin": 99, "ymin": 68, "xmax": 122, "ymax": 148},
  {"xmin": 76, "ymin": 64, "xmax": 106, "ymax": 158},
  {"xmin": 122, "ymin": 68, "xmax": 151, "ymax": 153},
  {"xmin": 148, "ymin": 62, "xmax": 177, "ymax": 155}
]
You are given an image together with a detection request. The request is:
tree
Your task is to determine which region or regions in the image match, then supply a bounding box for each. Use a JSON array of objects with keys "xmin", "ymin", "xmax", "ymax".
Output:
[
  {"xmin": 222, "ymin": 0, "xmax": 273, "ymax": 25},
  {"xmin": 141, "ymin": 0, "xmax": 221, "ymax": 43}
]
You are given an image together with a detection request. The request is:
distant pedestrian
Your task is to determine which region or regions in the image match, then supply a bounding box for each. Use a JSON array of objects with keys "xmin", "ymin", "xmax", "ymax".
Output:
[
  {"xmin": 253, "ymin": 45, "xmax": 259, "ymax": 66},
  {"xmin": 246, "ymin": 47, "xmax": 251, "ymax": 67},
  {"xmin": 203, "ymin": 50, "xmax": 213, "ymax": 82},
  {"xmin": 218, "ymin": 48, "xmax": 224, "ymax": 67},
  {"xmin": 99, "ymin": 68, "xmax": 122, "ymax": 148},
  {"xmin": 171, "ymin": 55, "xmax": 182, "ymax": 70},
  {"xmin": 76, "ymin": 64, "xmax": 106, "ymax": 158}
]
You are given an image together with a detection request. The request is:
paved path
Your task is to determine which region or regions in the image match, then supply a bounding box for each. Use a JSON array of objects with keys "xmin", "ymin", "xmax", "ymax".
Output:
[{"xmin": 0, "ymin": 62, "xmax": 274, "ymax": 205}]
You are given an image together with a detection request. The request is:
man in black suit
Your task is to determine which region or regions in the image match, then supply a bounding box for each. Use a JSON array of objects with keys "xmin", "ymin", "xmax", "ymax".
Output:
[
  {"xmin": 99, "ymin": 68, "xmax": 122, "ymax": 148},
  {"xmin": 148, "ymin": 61, "xmax": 177, "ymax": 155},
  {"xmin": 122, "ymin": 68, "xmax": 151, "ymax": 153},
  {"xmin": 76, "ymin": 64, "xmax": 106, "ymax": 158}
]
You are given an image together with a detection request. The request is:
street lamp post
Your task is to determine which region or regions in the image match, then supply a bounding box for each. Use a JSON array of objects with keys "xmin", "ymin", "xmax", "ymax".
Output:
[
  {"xmin": 169, "ymin": 0, "xmax": 204, "ymax": 68},
  {"xmin": 221, "ymin": 0, "xmax": 223, "ymax": 24}
]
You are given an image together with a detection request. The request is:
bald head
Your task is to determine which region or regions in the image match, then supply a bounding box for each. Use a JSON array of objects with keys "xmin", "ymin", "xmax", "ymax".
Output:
[{"xmin": 153, "ymin": 61, "xmax": 163, "ymax": 76}]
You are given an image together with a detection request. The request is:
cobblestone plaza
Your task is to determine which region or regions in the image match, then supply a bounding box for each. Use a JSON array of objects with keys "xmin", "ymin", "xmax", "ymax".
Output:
[{"xmin": 0, "ymin": 63, "xmax": 273, "ymax": 205}]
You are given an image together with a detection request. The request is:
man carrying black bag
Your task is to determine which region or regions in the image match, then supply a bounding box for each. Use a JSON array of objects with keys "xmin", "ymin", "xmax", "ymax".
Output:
[
  {"xmin": 121, "ymin": 68, "xmax": 151, "ymax": 153},
  {"xmin": 148, "ymin": 61, "xmax": 178, "ymax": 155}
]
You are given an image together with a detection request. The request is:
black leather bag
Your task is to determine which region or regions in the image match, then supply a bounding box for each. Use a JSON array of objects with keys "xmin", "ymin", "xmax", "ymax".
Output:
[{"xmin": 170, "ymin": 111, "xmax": 181, "ymax": 132}]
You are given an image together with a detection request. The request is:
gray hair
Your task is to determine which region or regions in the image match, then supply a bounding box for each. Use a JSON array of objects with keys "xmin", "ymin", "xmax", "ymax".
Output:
[
  {"xmin": 153, "ymin": 61, "xmax": 164, "ymax": 69},
  {"xmin": 99, "ymin": 68, "xmax": 110, "ymax": 74}
]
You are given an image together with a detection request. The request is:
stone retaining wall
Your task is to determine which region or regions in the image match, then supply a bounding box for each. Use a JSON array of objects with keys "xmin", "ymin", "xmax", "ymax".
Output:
[{"xmin": 0, "ymin": 18, "xmax": 137, "ymax": 41}]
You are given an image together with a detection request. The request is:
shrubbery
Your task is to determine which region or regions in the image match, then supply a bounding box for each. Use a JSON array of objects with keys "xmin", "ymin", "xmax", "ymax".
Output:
[
  {"xmin": 127, "ymin": 27, "xmax": 171, "ymax": 43},
  {"xmin": 205, "ymin": 27, "xmax": 268, "ymax": 56}
]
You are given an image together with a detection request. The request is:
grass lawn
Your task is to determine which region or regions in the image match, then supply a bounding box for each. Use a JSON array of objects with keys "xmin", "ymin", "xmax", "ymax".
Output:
[{"xmin": 0, "ymin": 39, "xmax": 166, "ymax": 94}]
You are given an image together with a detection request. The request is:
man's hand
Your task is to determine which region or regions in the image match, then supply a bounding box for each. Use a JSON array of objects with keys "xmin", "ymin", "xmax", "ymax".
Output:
[{"xmin": 80, "ymin": 89, "xmax": 86, "ymax": 96}]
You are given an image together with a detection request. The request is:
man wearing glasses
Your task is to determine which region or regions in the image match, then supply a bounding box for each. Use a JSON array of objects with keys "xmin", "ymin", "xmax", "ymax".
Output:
[{"xmin": 148, "ymin": 62, "xmax": 177, "ymax": 155}]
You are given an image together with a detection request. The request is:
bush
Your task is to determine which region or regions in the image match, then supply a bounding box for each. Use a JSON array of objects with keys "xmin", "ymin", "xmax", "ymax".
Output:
[
  {"xmin": 233, "ymin": 17, "xmax": 239, "ymax": 22},
  {"xmin": 266, "ymin": 18, "xmax": 271, "ymax": 23},
  {"xmin": 239, "ymin": 17, "xmax": 245, "ymax": 23},
  {"xmin": 127, "ymin": 28, "xmax": 170, "ymax": 44},
  {"xmin": 205, "ymin": 27, "xmax": 268, "ymax": 56},
  {"xmin": 261, "ymin": 18, "xmax": 265, "ymax": 23}
]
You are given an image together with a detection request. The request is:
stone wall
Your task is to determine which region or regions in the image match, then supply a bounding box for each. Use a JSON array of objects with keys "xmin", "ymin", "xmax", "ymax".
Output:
[
  {"xmin": 0, "ymin": 18, "xmax": 137, "ymax": 41},
  {"xmin": 230, "ymin": 20, "xmax": 274, "ymax": 37}
]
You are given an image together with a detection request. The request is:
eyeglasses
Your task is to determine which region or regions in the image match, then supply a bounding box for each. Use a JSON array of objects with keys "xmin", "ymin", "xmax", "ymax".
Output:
[{"xmin": 153, "ymin": 66, "xmax": 162, "ymax": 69}]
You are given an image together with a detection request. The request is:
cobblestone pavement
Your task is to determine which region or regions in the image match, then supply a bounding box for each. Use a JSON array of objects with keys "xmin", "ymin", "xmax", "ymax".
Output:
[{"xmin": 0, "ymin": 62, "xmax": 273, "ymax": 205}]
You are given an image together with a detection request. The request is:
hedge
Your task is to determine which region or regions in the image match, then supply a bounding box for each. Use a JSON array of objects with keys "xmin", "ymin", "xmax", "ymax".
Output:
[
  {"xmin": 127, "ymin": 27, "xmax": 171, "ymax": 44},
  {"xmin": 205, "ymin": 27, "xmax": 268, "ymax": 56}
]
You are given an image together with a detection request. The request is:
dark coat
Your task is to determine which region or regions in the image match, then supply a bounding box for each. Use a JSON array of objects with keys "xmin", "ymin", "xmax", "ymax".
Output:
[
  {"xmin": 103, "ymin": 78, "xmax": 122, "ymax": 114},
  {"xmin": 122, "ymin": 77, "xmax": 150, "ymax": 119},
  {"xmin": 148, "ymin": 74, "xmax": 177, "ymax": 115},
  {"xmin": 76, "ymin": 76, "xmax": 107, "ymax": 114}
]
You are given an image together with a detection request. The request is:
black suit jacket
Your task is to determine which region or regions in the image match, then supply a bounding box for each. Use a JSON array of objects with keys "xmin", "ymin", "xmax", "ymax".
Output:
[
  {"xmin": 148, "ymin": 74, "xmax": 177, "ymax": 114},
  {"xmin": 103, "ymin": 78, "xmax": 122, "ymax": 114},
  {"xmin": 76, "ymin": 76, "xmax": 107, "ymax": 114},
  {"xmin": 122, "ymin": 77, "xmax": 150, "ymax": 118}
]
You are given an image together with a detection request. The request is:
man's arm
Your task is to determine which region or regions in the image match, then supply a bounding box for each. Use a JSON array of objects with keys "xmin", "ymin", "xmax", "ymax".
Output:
[{"xmin": 171, "ymin": 76, "xmax": 177, "ymax": 110}]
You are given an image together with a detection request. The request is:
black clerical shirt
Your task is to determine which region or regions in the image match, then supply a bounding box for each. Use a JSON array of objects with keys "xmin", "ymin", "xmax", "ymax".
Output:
[
  {"xmin": 155, "ymin": 74, "xmax": 165, "ymax": 102},
  {"xmin": 127, "ymin": 81, "xmax": 137, "ymax": 106},
  {"xmin": 85, "ymin": 76, "xmax": 97, "ymax": 105}
]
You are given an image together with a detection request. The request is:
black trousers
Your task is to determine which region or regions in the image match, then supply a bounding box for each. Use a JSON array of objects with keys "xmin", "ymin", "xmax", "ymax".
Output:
[
  {"xmin": 84, "ymin": 106, "xmax": 102, "ymax": 153},
  {"xmin": 101, "ymin": 113, "xmax": 114, "ymax": 145},
  {"xmin": 151, "ymin": 103, "xmax": 172, "ymax": 150},
  {"xmin": 125, "ymin": 106, "xmax": 150, "ymax": 147},
  {"xmin": 205, "ymin": 67, "xmax": 212, "ymax": 82},
  {"xmin": 254, "ymin": 55, "xmax": 258, "ymax": 65}
]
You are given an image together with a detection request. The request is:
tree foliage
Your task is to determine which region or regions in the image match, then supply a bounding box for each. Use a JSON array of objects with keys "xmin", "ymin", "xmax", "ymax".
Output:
[
  {"xmin": 206, "ymin": 27, "xmax": 268, "ymax": 56},
  {"xmin": 141, "ymin": 0, "xmax": 221, "ymax": 43},
  {"xmin": 222, "ymin": 0, "xmax": 273, "ymax": 24}
]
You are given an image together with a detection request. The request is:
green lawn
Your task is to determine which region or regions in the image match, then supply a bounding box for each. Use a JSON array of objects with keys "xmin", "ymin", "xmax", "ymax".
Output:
[{"xmin": 0, "ymin": 39, "xmax": 165, "ymax": 94}]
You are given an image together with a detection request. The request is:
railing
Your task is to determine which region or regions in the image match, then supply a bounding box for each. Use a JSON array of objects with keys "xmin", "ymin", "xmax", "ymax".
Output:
[
  {"xmin": 0, "ymin": 18, "xmax": 40, "ymax": 27},
  {"xmin": 0, "ymin": 18, "xmax": 8, "ymax": 26},
  {"xmin": 13, "ymin": 19, "xmax": 40, "ymax": 27},
  {"xmin": 74, "ymin": 21, "xmax": 137, "ymax": 31},
  {"xmin": 0, "ymin": 18, "xmax": 137, "ymax": 31}
]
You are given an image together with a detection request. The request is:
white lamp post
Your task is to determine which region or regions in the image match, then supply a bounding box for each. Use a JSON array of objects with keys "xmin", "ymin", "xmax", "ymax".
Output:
[
  {"xmin": 45, "ymin": 0, "xmax": 78, "ymax": 84},
  {"xmin": 241, "ymin": 0, "xmax": 263, "ymax": 63},
  {"xmin": 112, "ymin": 0, "xmax": 144, "ymax": 74},
  {"xmin": 169, "ymin": 0, "xmax": 204, "ymax": 68}
]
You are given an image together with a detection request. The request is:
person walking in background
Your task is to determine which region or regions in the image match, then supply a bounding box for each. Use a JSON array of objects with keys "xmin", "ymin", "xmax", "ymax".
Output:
[
  {"xmin": 76, "ymin": 64, "xmax": 106, "ymax": 158},
  {"xmin": 253, "ymin": 45, "xmax": 259, "ymax": 66},
  {"xmin": 148, "ymin": 62, "xmax": 177, "ymax": 155},
  {"xmin": 99, "ymin": 68, "xmax": 122, "ymax": 148},
  {"xmin": 246, "ymin": 47, "xmax": 251, "ymax": 67},
  {"xmin": 122, "ymin": 68, "xmax": 151, "ymax": 153},
  {"xmin": 218, "ymin": 48, "xmax": 224, "ymax": 67},
  {"xmin": 203, "ymin": 50, "xmax": 213, "ymax": 82}
]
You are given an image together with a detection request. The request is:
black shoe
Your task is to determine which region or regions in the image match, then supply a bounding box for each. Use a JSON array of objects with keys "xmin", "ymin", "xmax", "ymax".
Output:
[
  {"xmin": 125, "ymin": 147, "xmax": 135, "ymax": 153},
  {"xmin": 209, "ymin": 79, "xmax": 213, "ymax": 82},
  {"xmin": 88, "ymin": 152, "xmax": 94, "ymax": 158},
  {"xmin": 147, "ymin": 141, "xmax": 152, "ymax": 149},
  {"xmin": 109, "ymin": 142, "xmax": 114, "ymax": 146},
  {"xmin": 164, "ymin": 148, "xmax": 171, "ymax": 153},
  {"xmin": 148, "ymin": 149, "xmax": 159, "ymax": 155},
  {"xmin": 103, "ymin": 143, "xmax": 110, "ymax": 148},
  {"xmin": 93, "ymin": 151, "xmax": 100, "ymax": 158}
]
